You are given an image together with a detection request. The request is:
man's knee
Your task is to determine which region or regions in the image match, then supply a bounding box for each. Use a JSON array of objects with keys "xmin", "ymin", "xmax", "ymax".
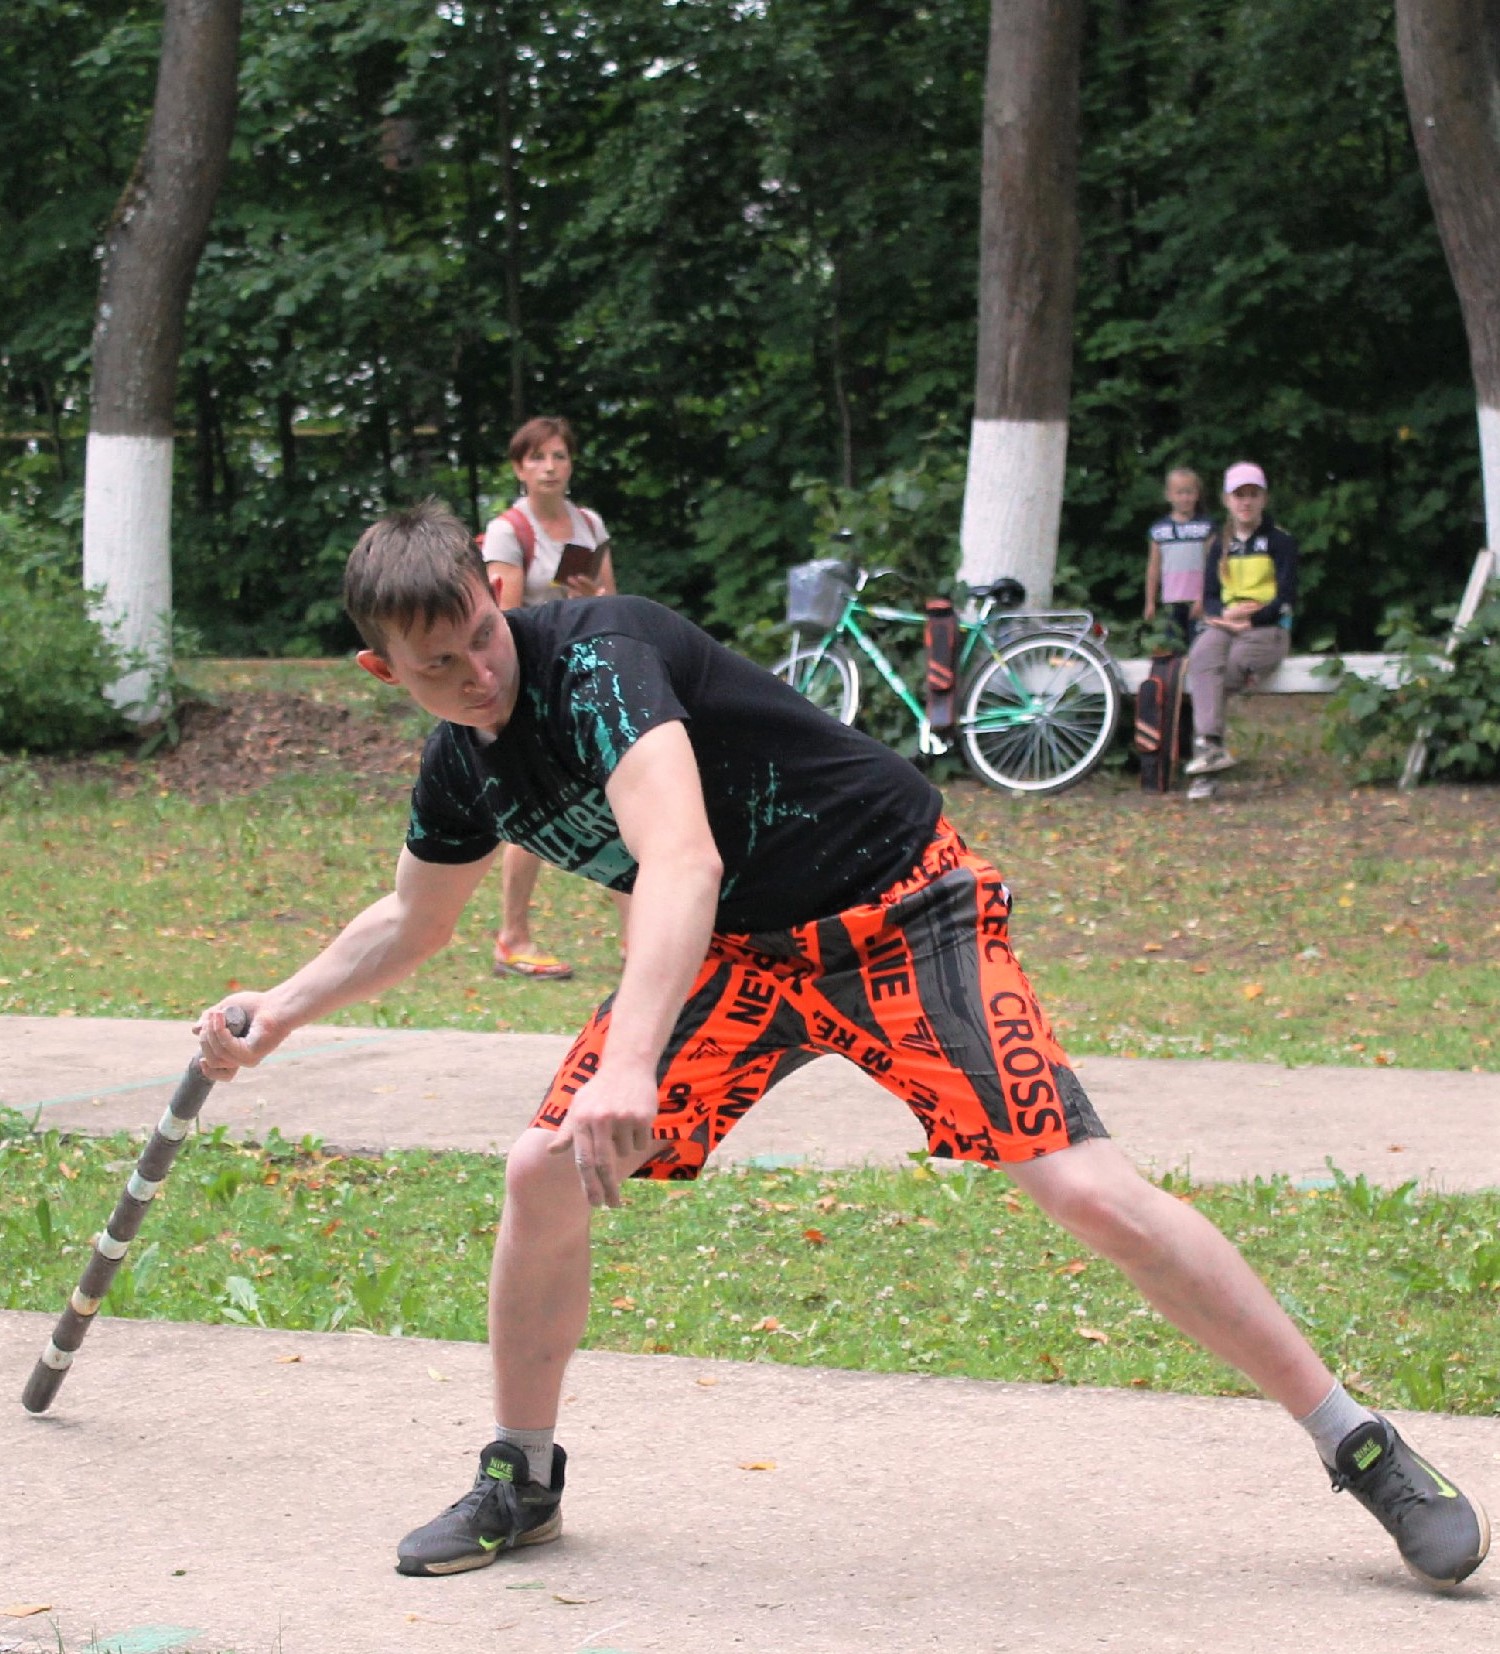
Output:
[
  {"xmin": 505, "ymin": 1127, "xmax": 578, "ymax": 1209},
  {"xmin": 1012, "ymin": 1143, "xmax": 1167, "ymax": 1266}
]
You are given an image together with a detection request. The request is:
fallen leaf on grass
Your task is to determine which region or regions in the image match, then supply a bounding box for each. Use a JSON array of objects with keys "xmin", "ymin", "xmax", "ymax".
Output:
[
  {"xmin": 752, "ymin": 1316, "xmax": 781, "ymax": 1332},
  {"xmin": 610, "ymin": 1296, "xmax": 636, "ymax": 1310},
  {"xmin": 1142, "ymin": 942, "xmax": 1163, "ymax": 953},
  {"xmin": 739, "ymin": 1460, "xmax": 777, "ymax": 1471},
  {"xmin": 1077, "ymin": 1327, "xmax": 1110, "ymax": 1345},
  {"xmin": 1242, "ymin": 983, "xmax": 1264, "ymax": 1000},
  {"xmin": 1056, "ymin": 1259, "xmax": 1088, "ymax": 1277},
  {"xmin": 801, "ymin": 1228, "xmax": 826, "ymax": 1246}
]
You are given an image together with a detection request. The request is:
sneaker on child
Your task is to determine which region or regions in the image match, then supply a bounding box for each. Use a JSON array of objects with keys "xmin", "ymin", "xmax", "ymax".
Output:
[
  {"xmin": 1183, "ymin": 737, "xmax": 1236, "ymax": 776},
  {"xmin": 396, "ymin": 1440, "xmax": 566, "ymax": 1576}
]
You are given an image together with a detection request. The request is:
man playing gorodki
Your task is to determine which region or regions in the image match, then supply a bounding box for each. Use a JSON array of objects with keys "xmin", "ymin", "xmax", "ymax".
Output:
[{"xmin": 197, "ymin": 500, "xmax": 1488, "ymax": 1589}]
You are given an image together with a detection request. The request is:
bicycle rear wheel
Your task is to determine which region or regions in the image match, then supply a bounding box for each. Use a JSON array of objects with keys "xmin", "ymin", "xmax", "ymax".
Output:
[
  {"xmin": 771, "ymin": 639, "xmax": 859, "ymax": 725},
  {"xmin": 959, "ymin": 632, "xmax": 1120, "ymax": 794}
]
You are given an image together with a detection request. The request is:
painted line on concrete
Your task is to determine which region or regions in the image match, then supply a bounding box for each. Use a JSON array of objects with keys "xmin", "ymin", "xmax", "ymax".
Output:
[
  {"xmin": 79, "ymin": 1629, "xmax": 203, "ymax": 1654},
  {"xmin": 16, "ymin": 1033, "xmax": 405, "ymax": 1112}
]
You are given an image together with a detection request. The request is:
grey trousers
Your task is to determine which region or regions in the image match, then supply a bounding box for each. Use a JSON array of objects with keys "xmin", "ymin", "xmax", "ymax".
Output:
[{"xmin": 1184, "ymin": 623, "xmax": 1290, "ymax": 741}]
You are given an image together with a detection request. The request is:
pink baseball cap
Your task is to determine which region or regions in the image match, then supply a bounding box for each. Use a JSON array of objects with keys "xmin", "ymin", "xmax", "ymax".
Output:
[{"xmin": 1223, "ymin": 462, "xmax": 1267, "ymax": 493}]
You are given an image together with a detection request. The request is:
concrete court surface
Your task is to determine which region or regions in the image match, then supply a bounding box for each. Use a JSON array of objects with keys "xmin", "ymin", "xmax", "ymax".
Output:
[
  {"xmin": 4, "ymin": 1014, "xmax": 1500, "ymax": 1188},
  {"xmin": 3, "ymin": 1018, "xmax": 1498, "ymax": 1653},
  {"xmin": 2, "ymin": 1313, "xmax": 1497, "ymax": 1654}
]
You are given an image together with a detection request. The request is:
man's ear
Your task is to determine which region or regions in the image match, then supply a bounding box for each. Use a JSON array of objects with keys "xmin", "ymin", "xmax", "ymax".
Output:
[{"xmin": 357, "ymin": 648, "xmax": 398, "ymax": 685}]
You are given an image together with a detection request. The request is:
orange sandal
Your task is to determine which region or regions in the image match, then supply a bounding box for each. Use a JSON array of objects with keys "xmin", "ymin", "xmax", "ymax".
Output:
[{"xmin": 492, "ymin": 940, "xmax": 574, "ymax": 980}]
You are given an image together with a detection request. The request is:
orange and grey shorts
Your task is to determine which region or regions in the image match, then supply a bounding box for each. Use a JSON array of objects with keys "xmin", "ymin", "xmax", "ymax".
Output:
[{"xmin": 531, "ymin": 817, "xmax": 1108, "ymax": 1178}]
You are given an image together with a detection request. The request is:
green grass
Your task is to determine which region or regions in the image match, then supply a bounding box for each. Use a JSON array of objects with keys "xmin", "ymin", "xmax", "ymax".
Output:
[
  {"xmin": 4, "ymin": 667, "xmax": 1494, "ymax": 1417},
  {"xmin": 1, "ymin": 666, "xmax": 1496, "ymax": 1067},
  {"xmin": 3, "ymin": 1122, "xmax": 1496, "ymax": 1414}
]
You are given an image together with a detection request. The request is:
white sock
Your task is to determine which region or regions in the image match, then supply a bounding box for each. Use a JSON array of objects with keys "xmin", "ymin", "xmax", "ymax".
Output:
[
  {"xmin": 1297, "ymin": 1382, "xmax": 1377, "ymax": 1468},
  {"xmin": 494, "ymin": 1424, "xmax": 555, "ymax": 1487}
]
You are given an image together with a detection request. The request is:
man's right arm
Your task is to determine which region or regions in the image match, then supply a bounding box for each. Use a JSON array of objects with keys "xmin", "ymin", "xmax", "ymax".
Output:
[{"xmin": 196, "ymin": 846, "xmax": 496, "ymax": 1079}]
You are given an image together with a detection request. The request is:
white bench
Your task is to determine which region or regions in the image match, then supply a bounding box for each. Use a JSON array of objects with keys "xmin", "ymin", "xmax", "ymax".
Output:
[{"xmin": 1116, "ymin": 652, "xmax": 1401, "ymax": 695}]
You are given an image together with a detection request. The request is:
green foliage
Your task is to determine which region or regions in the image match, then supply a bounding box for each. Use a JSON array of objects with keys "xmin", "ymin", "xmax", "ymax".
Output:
[
  {"xmin": 0, "ymin": 0, "xmax": 1487, "ymax": 655},
  {"xmin": 1322, "ymin": 591, "xmax": 1500, "ymax": 783},
  {"xmin": 1067, "ymin": 0, "xmax": 1480, "ymax": 646},
  {"xmin": 800, "ymin": 440, "xmax": 968, "ymax": 599},
  {"xmin": 0, "ymin": 512, "xmax": 126, "ymax": 753}
]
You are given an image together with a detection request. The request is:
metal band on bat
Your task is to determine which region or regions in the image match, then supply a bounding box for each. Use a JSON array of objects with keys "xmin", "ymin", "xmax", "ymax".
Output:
[{"xmin": 156, "ymin": 1110, "xmax": 192, "ymax": 1142}]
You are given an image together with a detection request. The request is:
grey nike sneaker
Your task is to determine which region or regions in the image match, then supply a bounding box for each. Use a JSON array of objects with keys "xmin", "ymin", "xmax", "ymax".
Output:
[
  {"xmin": 1331, "ymin": 1416, "xmax": 1490, "ymax": 1587},
  {"xmin": 397, "ymin": 1441, "xmax": 566, "ymax": 1576}
]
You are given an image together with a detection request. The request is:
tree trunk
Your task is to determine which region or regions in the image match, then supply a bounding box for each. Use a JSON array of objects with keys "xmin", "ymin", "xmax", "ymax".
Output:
[
  {"xmin": 488, "ymin": 2, "xmax": 527, "ymax": 430},
  {"xmin": 959, "ymin": 0, "xmax": 1086, "ymax": 605},
  {"xmin": 83, "ymin": 0, "xmax": 240, "ymax": 716},
  {"xmin": 1395, "ymin": 2, "xmax": 1500, "ymax": 551}
]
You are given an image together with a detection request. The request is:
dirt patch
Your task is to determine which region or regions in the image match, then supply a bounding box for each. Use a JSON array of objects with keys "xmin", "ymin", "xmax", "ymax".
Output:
[{"xmin": 18, "ymin": 691, "xmax": 427, "ymax": 801}]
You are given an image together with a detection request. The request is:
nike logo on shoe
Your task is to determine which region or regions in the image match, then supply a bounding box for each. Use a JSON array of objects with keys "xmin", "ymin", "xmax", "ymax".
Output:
[{"xmin": 1413, "ymin": 1455, "xmax": 1461, "ymax": 1499}]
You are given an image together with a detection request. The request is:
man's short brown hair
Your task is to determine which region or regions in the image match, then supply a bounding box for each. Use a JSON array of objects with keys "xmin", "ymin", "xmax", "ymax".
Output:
[{"xmin": 343, "ymin": 499, "xmax": 488, "ymax": 656}]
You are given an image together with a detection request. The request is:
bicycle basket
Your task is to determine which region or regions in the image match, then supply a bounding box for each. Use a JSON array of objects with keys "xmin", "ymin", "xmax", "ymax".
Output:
[{"xmin": 785, "ymin": 559, "xmax": 852, "ymax": 629}]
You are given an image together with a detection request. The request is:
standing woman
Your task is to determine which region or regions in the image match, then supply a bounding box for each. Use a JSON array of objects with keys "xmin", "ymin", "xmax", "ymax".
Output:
[
  {"xmin": 483, "ymin": 416, "xmax": 622, "ymax": 979},
  {"xmin": 1183, "ymin": 461, "xmax": 1298, "ymax": 779}
]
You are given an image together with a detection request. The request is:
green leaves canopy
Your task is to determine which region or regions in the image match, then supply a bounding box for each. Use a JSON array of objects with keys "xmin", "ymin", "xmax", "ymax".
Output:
[{"xmin": 0, "ymin": 0, "xmax": 1482, "ymax": 654}]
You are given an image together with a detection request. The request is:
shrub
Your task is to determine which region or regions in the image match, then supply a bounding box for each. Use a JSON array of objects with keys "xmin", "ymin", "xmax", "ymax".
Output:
[
  {"xmin": 0, "ymin": 512, "xmax": 127, "ymax": 753},
  {"xmin": 1322, "ymin": 591, "xmax": 1500, "ymax": 784}
]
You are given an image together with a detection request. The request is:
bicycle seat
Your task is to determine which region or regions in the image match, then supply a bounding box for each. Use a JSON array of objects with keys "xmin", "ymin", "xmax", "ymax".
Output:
[{"xmin": 965, "ymin": 577, "xmax": 1027, "ymax": 607}]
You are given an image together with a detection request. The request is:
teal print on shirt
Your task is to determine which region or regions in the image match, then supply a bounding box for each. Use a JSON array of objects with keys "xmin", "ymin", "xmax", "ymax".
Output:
[
  {"xmin": 411, "ymin": 731, "xmax": 637, "ymax": 887},
  {"xmin": 561, "ymin": 639, "xmax": 643, "ymax": 775},
  {"xmin": 718, "ymin": 762, "xmax": 817, "ymax": 901}
]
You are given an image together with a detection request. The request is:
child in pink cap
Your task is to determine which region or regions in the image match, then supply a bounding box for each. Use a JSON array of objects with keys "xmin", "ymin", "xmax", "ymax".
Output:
[{"xmin": 1183, "ymin": 462, "xmax": 1299, "ymax": 784}]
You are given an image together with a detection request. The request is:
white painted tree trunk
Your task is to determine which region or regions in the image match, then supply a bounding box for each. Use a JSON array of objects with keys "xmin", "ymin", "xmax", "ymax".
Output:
[
  {"xmin": 84, "ymin": 0, "xmax": 239, "ymax": 723},
  {"xmin": 959, "ymin": 418, "xmax": 1069, "ymax": 604},
  {"xmin": 83, "ymin": 433, "xmax": 175, "ymax": 715},
  {"xmin": 961, "ymin": 0, "xmax": 1085, "ymax": 607},
  {"xmin": 1478, "ymin": 404, "xmax": 1500, "ymax": 551}
]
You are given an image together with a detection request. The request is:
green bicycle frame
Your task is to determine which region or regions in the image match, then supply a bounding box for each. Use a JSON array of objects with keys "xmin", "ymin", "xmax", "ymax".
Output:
[{"xmin": 803, "ymin": 595, "xmax": 999, "ymax": 756}]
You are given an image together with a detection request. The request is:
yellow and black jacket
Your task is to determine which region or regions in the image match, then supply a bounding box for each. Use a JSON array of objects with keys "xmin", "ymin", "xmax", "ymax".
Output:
[{"xmin": 1201, "ymin": 514, "xmax": 1298, "ymax": 629}]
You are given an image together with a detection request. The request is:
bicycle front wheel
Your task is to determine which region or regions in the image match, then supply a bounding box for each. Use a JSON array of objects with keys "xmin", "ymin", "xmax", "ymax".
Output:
[
  {"xmin": 959, "ymin": 633, "xmax": 1120, "ymax": 794},
  {"xmin": 771, "ymin": 639, "xmax": 859, "ymax": 725}
]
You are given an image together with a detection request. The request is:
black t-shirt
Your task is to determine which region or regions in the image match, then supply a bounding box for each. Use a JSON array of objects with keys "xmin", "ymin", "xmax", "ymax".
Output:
[{"xmin": 405, "ymin": 596, "xmax": 941, "ymax": 932}]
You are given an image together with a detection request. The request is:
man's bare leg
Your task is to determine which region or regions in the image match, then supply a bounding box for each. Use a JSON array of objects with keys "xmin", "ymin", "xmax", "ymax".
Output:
[
  {"xmin": 396, "ymin": 1127, "xmax": 651, "ymax": 1576},
  {"xmin": 488, "ymin": 1126, "xmax": 596, "ymax": 1427},
  {"xmin": 1008, "ymin": 1137, "xmax": 1332, "ymax": 1413},
  {"xmin": 1007, "ymin": 1137, "xmax": 1489, "ymax": 1585}
]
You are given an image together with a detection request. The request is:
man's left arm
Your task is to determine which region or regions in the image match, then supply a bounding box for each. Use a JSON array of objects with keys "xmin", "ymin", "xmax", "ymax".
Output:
[{"xmin": 552, "ymin": 720, "xmax": 723, "ymax": 1207}]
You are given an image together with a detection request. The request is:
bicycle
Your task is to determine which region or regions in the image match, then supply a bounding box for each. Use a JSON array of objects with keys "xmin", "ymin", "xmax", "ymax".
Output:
[{"xmin": 771, "ymin": 556, "xmax": 1123, "ymax": 795}]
